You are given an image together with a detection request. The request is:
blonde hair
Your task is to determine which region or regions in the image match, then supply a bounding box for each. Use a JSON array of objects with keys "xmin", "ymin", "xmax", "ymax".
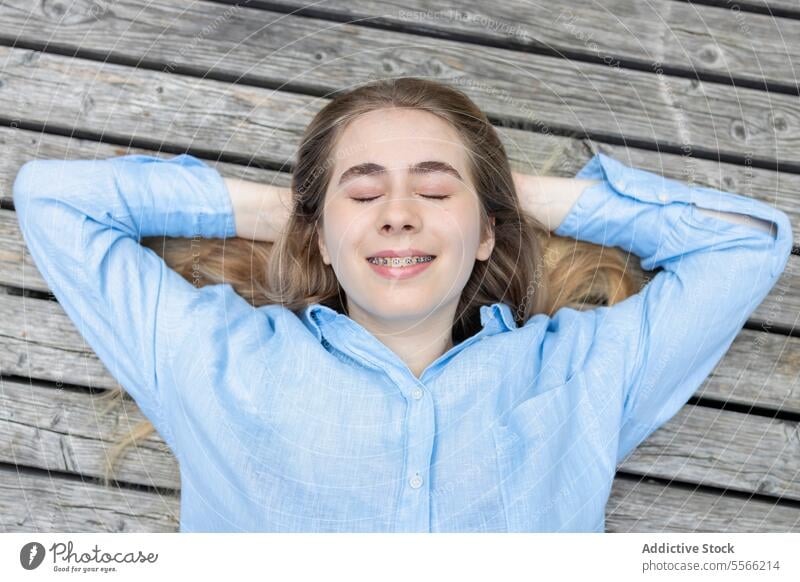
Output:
[{"xmin": 96, "ymin": 78, "xmax": 641, "ymax": 486}]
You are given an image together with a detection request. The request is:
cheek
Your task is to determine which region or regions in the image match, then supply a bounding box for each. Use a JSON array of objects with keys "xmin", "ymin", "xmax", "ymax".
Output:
[
  {"xmin": 438, "ymin": 207, "xmax": 482, "ymax": 251},
  {"xmin": 324, "ymin": 209, "xmax": 368, "ymax": 255}
]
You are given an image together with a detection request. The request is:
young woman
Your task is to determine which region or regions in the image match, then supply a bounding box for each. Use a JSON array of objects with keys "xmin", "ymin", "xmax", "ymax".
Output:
[{"xmin": 13, "ymin": 78, "xmax": 791, "ymax": 533}]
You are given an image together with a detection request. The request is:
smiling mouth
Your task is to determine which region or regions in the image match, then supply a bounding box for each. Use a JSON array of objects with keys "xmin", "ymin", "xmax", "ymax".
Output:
[{"xmin": 366, "ymin": 255, "xmax": 436, "ymax": 267}]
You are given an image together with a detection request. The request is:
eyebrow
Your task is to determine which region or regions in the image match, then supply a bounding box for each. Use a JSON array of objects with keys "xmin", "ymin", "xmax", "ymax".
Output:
[{"xmin": 336, "ymin": 160, "xmax": 463, "ymax": 186}]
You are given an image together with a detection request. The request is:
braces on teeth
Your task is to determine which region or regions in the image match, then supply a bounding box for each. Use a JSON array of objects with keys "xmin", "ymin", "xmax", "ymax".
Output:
[{"xmin": 368, "ymin": 256, "xmax": 434, "ymax": 267}]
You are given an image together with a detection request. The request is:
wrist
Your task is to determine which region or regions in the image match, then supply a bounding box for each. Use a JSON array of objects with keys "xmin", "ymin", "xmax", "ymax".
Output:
[
  {"xmin": 224, "ymin": 177, "xmax": 292, "ymax": 242},
  {"xmin": 513, "ymin": 171, "xmax": 599, "ymax": 232}
]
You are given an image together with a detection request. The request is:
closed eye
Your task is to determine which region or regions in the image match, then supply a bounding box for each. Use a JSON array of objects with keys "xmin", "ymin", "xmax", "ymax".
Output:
[{"xmin": 351, "ymin": 194, "xmax": 451, "ymax": 204}]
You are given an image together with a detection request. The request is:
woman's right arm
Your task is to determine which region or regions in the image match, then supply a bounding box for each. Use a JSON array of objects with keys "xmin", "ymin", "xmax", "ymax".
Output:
[
  {"xmin": 223, "ymin": 176, "xmax": 293, "ymax": 242},
  {"xmin": 12, "ymin": 154, "xmax": 255, "ymax": 452}
]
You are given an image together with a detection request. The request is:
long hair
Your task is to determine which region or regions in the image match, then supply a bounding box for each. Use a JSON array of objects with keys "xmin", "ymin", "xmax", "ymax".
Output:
[{"xmin": 96, "ymin": 77, "xmax": 641, "ymax": 486}]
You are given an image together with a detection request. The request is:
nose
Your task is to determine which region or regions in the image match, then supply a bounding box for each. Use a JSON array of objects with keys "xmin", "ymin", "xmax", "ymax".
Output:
[{"xmin": 376, "ymin": 191, "xmax": 422, "ymax": 235}]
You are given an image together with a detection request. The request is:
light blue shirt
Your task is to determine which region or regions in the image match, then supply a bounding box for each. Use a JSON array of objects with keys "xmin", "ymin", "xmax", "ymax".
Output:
[{"xmin": 13, "ymin": 151, "xmax": 792, "ymax": 532}]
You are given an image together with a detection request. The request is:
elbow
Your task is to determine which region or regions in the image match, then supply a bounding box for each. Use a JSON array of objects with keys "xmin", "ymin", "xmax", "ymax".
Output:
[
  {"xmin": 12, "ymin": 159, "xmax": 62, "ymax": 213},
  {"xmin": 12, "ymin": 160, "xmax": 71, "ymax": 239},
  {"xmin": 771, "ymin": 209, "xmax": 793, "ymax": 278},
  {"xmin": 12, "ymin": 160, "xmax": 41, "ymax": 209},
  {"xmin": 12, "ymin": 160, "xmax": 52, "ymax": 241}
]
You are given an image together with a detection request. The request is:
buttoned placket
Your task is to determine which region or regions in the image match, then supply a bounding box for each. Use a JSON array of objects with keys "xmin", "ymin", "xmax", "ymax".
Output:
[
  {"xmin": 391, "ymin": 372, "xmax": 435, "ymax": 533},
  {"xmin": 303, "ymin": 302, "xmax": 517, "ymax": 533},
  {"xmin": 306, "ymin": 308, "xmax": 436, "ymax": 532}
]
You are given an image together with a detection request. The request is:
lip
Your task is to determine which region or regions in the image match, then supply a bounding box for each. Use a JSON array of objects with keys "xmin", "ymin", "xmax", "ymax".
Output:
[
  {"xmin": 366, "ymin": 256, "xmax": 437, "ymax": 280},
  {"xmin": 367, "ymin": 248, "xmax": 436, "ymax": 258}
]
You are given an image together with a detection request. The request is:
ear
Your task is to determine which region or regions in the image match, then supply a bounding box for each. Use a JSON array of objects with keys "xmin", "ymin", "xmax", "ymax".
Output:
[
  {"xmin": 316, "ymin": 223, "xmax": 330, "ymax": 265},
  {"xmin": 476, "ymin": 215, "xmax": 496, "ymax": 261}
]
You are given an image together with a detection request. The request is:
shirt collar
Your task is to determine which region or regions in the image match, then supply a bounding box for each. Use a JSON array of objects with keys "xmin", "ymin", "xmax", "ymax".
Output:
[
  {"xmin": 479, "ymin": 302, "xmax": 518, "ymax": 333},
  {"xmin": 302, "ymin": 301, "xmax": 517, "ymax": 341},
  {"xmin": 301, "ymin": 303, "xmax": 338, "ymax": 341},
  {"xmin": 301, "ymin": 301, "xmax": 517, "ymax": 385}
]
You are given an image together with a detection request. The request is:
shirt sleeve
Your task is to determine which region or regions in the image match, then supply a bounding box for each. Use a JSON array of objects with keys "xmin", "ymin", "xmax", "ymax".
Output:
[
  {"xmin": 12, "ymin": 153, "xmax": 250, "ymax": 452},
  {"xmin": 545, "ymin": 152, "xmax": 793, "ymax": 465}
]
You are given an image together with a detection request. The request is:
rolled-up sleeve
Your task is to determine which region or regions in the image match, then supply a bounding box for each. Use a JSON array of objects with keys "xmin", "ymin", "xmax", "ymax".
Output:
[
  {"xmin": 546, "ymin": 152, "xmax": 793, "ymax": 464},
  {"xmin": 12, "ymin": 153, "xmax": 244, "ymax": 452}
]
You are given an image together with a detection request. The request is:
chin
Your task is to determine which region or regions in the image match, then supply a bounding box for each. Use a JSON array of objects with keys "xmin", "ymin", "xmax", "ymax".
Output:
[{"xmin": 366, "ymin": 298, "xmax": 437, "ymax": 320}]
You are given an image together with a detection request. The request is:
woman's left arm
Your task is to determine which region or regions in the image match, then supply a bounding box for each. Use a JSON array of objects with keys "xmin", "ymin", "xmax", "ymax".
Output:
[
  {"xmin": 512, "ymin": 170, "xmax": 776, "ymax": 235},
  {"xmin": 515, "ymin": 153, "xmax": 793, "ymax": 465}
]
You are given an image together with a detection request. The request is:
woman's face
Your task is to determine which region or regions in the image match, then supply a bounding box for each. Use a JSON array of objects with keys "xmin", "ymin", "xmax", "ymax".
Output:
[{"xmin": 316, "ymin": 107, "xmax": 495, "ymax": 329}]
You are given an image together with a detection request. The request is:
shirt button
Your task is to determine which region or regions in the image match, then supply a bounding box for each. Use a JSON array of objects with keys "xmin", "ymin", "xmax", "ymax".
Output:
[
  {"xmin": 409, "ymin": 473, "xmax": 423, "ymax": 489},
  {"xmin": 658, "ymin": 193, "xmax": 669, "ymax": 202},
  {"xmin": 411, "ymin": 388, "xmax": 423, "ymax": 400}
]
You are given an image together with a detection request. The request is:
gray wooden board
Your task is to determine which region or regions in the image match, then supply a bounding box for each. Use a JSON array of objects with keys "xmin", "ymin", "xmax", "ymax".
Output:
[
  {"xmin": 1, "ymin": 4, "xmax": 799, "ymax": 166},
  {"xmin": 736, "ymin": 0, "xmax": 800, "ymax": 16},
  {"xmin": 259, "ymin": 0, "xmax": 800, "ymax": 91},
  {"xmin": 606, "ymin": 476, "xmax": 800, "ymax": 533},
  {"xmin": 0, "ymin": 376, "xmax": 179, "ymax": 491},
  {"xmin": 0, "ymin": 467, "xmax": 179, "ymax": 532},
  {"xmin": 1, "ymin": 47, "xmax": 798, "ymax": 227}
]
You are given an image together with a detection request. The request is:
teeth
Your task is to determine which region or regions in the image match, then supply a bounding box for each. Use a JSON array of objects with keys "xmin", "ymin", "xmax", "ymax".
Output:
[{"xmin": 368, "ymin": 255, "xmax": 435, "ymax": 267}]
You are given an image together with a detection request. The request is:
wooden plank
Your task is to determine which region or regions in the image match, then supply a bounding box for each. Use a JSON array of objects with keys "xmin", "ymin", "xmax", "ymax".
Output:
[
  {"xmin": 5, "ymin": 469, "xmax": 796, "ymax": 533},
  {"xmin": 607, "ymin": 476, "xmax": 800, "ymax": 532},
  {"xmin": 0, "ymin": 378, "xmax": 179, "ymax": 491},
  {"xmin": 0, "ymin": 467, "xmax": 179, "ymax": 532},
  {"xmin": 702, "ymin": 325, "xmax": 800, "ymax": 412},
  {"xmin": 731, "ymin": 0, "xmax": 800, "ymax": 17},
  {"xmin": 1, "ymin": 43, "xmax": 799, "ymax": 229},
  {"xmin": 619, "ymin": 406, "xmax": 800, "ymax": 501},
  {"xmin": 0, "ymin": 45, "xmax": 310, "ymax": 165},
  {"xmin": 2, "ymin": 2, "xmax": 800, "ymax": 167},
  {"xmin": 260, "ymin": 0, "xmax": 800, "ymax": 92}
]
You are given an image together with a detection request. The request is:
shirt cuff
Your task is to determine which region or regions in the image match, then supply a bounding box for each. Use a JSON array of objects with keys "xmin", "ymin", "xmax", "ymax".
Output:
[
  {"xmin": 554, "ymin": 152, "xmax": 793, "ymax": 277},
  {"xmin": 109, "ymin": 153, "xmax": 237, "ymax": 239}
]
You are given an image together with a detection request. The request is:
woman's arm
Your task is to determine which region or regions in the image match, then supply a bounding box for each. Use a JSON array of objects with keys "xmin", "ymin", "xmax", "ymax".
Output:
[
  {"xmin": 223, "ymin": 177, "xmax": 293, "ymax": 242},
  {"xmin": 12, "ymin": 153, "xmax": 255, "ymax": 453},
  {"xmin": 511, "ymin": 170, "xmax": 776, "ymax": 235},
  {"xmin": 515, "ymin": 153, "xmax": 793, "ymax": 465}
]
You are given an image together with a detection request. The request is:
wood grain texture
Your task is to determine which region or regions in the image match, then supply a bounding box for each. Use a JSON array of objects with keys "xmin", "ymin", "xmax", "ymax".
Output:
[
  {"xmin": 260, "ymin": 0, "xmax": 800, "ymax": 91},
  {"xmin": 0, "ymin": 377, "xmax": 179, "ymax": 491},
  {"xmin": 621, "ymin": 406, "xmax": 800, "ymax": 500},
  {"xmin": 0, "ymin": 467, "xmax": 179, "ymax": 532},
  {"xmin": 1, "ymin": 2, "xmax": 799, "ymax": 166},
  {"xmin": 607, "ymin": 476, "xmax": 800, "ymax": 532}
]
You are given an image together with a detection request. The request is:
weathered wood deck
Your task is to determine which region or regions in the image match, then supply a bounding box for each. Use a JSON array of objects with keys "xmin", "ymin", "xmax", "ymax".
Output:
[{"xmin": 1, "ymin": 0, "xmax": 798, "ymax": 532}]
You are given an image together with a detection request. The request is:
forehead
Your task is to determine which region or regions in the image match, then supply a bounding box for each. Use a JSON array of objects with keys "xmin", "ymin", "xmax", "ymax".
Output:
[{"xmin": 331, "ymin": 108, "xmax": 469, "ymax": 178}]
